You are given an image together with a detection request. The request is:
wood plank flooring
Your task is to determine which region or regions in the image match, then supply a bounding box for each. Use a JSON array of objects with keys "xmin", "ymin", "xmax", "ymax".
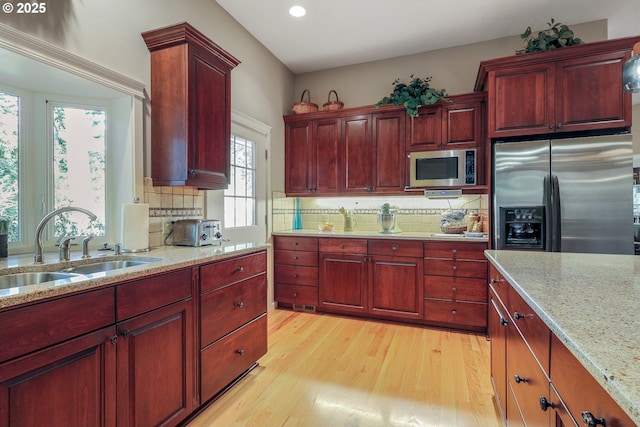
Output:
[{"xmin": 187, "ymin": 309, "xmax": 502, "ymax": 427}]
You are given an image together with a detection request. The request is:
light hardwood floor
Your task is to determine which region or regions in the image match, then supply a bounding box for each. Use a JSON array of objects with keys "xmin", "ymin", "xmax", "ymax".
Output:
[{"xmin": 188, "ymin": 309, "xmax": 502, "ymax": 427}]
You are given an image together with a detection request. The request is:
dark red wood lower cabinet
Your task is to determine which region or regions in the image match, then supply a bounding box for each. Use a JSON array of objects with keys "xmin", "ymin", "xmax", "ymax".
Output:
[{"xmin": 0, "ymin": 326, "xmax": 117, "ymax": 427}]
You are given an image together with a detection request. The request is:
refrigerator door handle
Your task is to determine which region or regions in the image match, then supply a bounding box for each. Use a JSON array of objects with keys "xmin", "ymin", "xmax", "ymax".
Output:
[
  {"xmin": 543, "ymin": 175, "xmax": 553, "ymax": 251},
  {"xmin": 551, "ymin": 175, "xmax": 561, "ymax": 252}
]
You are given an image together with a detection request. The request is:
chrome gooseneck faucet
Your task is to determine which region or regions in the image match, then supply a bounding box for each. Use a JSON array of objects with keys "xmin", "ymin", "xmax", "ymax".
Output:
[{"xmin": 34, "ymin": 207, "xmax": 98, "ymax": 263}]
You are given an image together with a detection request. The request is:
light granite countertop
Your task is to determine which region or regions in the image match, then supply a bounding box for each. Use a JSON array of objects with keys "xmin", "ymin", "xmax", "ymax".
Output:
[
  {"xmin": 0, "ymin": 242, "xmax": 270, "ymax": 310},
  {"xmin": 485, "ymin": 250, "xmax": 640, "ymax": 425},
  {"xmin": 273, "ymin": 229, "xmax": 489, "ymax": 242}
]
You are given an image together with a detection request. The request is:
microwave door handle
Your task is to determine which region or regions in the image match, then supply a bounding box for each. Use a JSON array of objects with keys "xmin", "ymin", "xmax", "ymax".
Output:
[{"xmin": 543, "ymin": 175, "xmax": 552, "ymax": 252}]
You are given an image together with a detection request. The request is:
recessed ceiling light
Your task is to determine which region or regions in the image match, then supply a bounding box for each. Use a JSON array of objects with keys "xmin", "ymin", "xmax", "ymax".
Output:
[{"xmin": 289, "ymin": 5, "xmax": 306, "ymax": 17}]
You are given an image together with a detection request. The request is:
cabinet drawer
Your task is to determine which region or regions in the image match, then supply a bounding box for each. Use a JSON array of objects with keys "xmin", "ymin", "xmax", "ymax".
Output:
[
  {"xmin": 274, "ymin": 236, "xmax": 318, "ymax": 252},
  {"xmin": 0, "ymin": 288, "xmax": 115, "ymax": 363},
  {"xmin": 275, "ymin": 283, "xmax": 318, "ymax": 306},
  {"xmin": 424, "ymin": 241, "xmax": 488, "ymax": 260},
  {"xmin": 200, "ymin": 314, "xmax": 267, "ymax": 401},
  {"xmin": 274, "ymin": 249, "xmax": 318, "ymax": 267},
  {"xmin": 488, "ymin": 264, "xmax": 508, "ymax": 306},
  {"xmin": 507, "ymin": 326, "xmax": 551, "ymax": 427},
  {"xmin": 201, "ymin": 273, "xmax": 266, "ymax": 346},
  {"xmin": 424, "ymin": 275, "xmax": 487, "ymax": 303},
  {"xmin": 200, "ymin": 251, "xmax": 267, "ymax": 293},
  {"xmin": 507, "ymin": 285, "xmax": 550, "ymax": 373},
  {"xmin": 368, "ymin": 239, "xmax": 422, "ymax": 257},
  {"xmin": 116, "ymin": 268, "xmax": 192, "ymax": 321},
  {"xmin": 550, "ymin": 334, "xmax": 635, "ymax": 427},
  {"xmin": 423, "ymin": 300, "xmax": 487, "ymax": 329},
  {"xmin": 274, "ymin": 265, "xmax": 318, "ymax": 286},
  {"xmin": 424, "ymin": 258, "xmax": 487, "ymax": 278},
  {"xmin": 319, "ymin": 238, "xmax": 367, "ymax": 254}
]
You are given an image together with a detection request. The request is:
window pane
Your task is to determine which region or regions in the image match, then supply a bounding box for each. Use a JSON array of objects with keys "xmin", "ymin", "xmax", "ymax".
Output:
[
  {"xmin": 52, "ymin": 105, "xmax": 106, "ymax": 237},
  {"xmin": 224, "ymin": 135, "xmax": 257, "ymax": 228},
  {"xmin": 0, "ymin": 92, "xmax": 19, "ymax": 242}
]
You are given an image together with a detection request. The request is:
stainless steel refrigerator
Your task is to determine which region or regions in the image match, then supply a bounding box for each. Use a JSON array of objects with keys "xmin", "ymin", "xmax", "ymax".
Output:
[{"xmin": 493, "ymin": 134, "xmax": 634, "ymax": 255}]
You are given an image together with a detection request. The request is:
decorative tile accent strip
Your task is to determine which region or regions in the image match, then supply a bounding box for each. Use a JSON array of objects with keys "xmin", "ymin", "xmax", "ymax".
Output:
[{"xmin": 150, "ymin": 208, "xmax": 203, "ymax": 218}]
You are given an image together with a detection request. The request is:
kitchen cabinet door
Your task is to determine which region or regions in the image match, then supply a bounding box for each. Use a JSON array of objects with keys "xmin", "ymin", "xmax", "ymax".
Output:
[
  {"xmin": 488, "ymin": 62, "xmax": 554, "ymax": 138},
  {"xmin": 406, "ymin": 105, "xmax": 441, "ymax": 150},
  {"xmin": 0, "ymin": 326, "xmax": 117, "ymax": 427},
  {"xmin": 143, "ymin": 22, "xmax": 240, "ymax": 189},
  {"xmin": 372, "ymin": 110, "xmax": 406, "ymax": 193},
  {"xmin": 369, "ymin": 254, "xmax": 423, "ymax": 320},
  {"xmin": 319, "ymin": 252, "xmax": 368, "ymax": 314},
  {"xmin": 285, "ymin": 120, "xmax": 313, "ymax": 194},
  {"xmin": 116, "ymin": 299, "xmax": 196, "ymax": 427},
  {"xmin": 489, "ymin": 287, "xmax": 508, "ymax": 424},
  {"xmin": 555, "ymin": 50, "xmax": 632, "ymax": 133},
  {"xmin": 342, "ymin": 114, "xmax": 373, "ymax": 193}
]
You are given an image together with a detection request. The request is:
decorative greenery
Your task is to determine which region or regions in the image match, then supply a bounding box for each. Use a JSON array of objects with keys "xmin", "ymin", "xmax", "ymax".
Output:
[
  {"xmin": 516, "ymin": 18, "xmax": 584, "ymax": 55},
  {"xmin": 375, "ymin": 75, "xmax": 447, "ymax": 117}
]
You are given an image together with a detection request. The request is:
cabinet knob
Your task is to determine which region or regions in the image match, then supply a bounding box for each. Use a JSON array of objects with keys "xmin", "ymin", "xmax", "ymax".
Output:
[
  {"xmin": 549, "ymin": 124, "xmax": 555, "ymax": 129},
  {"xmin": 539, "ymin": 396, "xmax": 555, "ymax": 411},
  {"xmin": 500, "ymin": 317, "xmax": 509, "ymax": 326},
  {"xmin": 452, "ymin": 265, "xmax": 457, "ymax": 271},
  {"xmin": 451, "ymin": 287, "xmax": 457, "ymax": 292},
  {"xmin": 557, "ymin": 123, "xmax": 563, "ymax": 129},
  {"xmin": 514, "ymin": 374, "xmax": 527, "ymax": 384},
  {"xmin": 340, "ymin": 243, "xmax": 345, "ymax": 248},
  {"xmin": 581, "ymin": 411, "xmax": 605, "ymax": 426},
  {"xmin": 293, "ymin": 292, "xmax": 298, "ymax": 297},
  {"xmin": 235, "ymin": 301, "xmax": 244, "ymax": 308},
  {"xmin": 490, "ymin": 278, "xmax": 499, "ymax": 284},
  {"xmin": 452, "ymin": 249, "xmax": 457, "ymax": 254},
  {"xmin": 513, "ymin": 312, "xmax": 525, "ymax": 320},
  {"xmin": 236, "ymin": 349, "xmax": 245, "ymax": 356},
  {"xmin": 391, "ymin": 245, "xmax": 398, "ymax": 251},
  {"xmin": 294, "ymin": 256, "xmax": 299, "ymax": 260},
  {"xmin": 121, "ymin": 329, "xmax": 130, "ymax": 338},
  {"xmin": 189, "ymin": 169, "xmax": 196, "ymax": 176},
  {"xmin": 237, "ymin": 266, "xmax": 244, "ymax": 272},
  {"xmin": 451, "ymin": 310, "xmax": 457, "ymax": 315},
  {"xmin": 293, "ymin": 242, "xmax": 299, "ymax": 246},
  {"xmin": 293, "ymin": 273, "xmax": 299, "ymax": 278},
  {"xmin": 109, "ymin": 335, "xmax": 118, "ymax": 345}
]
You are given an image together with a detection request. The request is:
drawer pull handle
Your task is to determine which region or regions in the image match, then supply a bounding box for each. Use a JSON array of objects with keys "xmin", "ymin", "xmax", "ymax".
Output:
[
  {"xmin": 581, "ymin": 411, "xmax": 605, "ymax": 426},
  {"xmin": 237, "ymin": 266, "xmax": 244, "ymax": 272},
  {"xmin": 513, "ymin": 312, "xmax": 525, "ymax": 320},
  {"xmin": 514, "ymin": 374, "xmax": 527, "ymax": 384},
  {"xmin": 539, "ymin": 396, "xmax": 555, "ymax": 411},
  {"xmin": 236, "ymin": 349, "xmax": 245, "ymax": 356},
  {"xmin": 391, "ymin": 245, "xmax": 398, "ymax": 251},
  {"xmin": 235, "ymin": 301, "xmax": 244, "ymax": 308}
]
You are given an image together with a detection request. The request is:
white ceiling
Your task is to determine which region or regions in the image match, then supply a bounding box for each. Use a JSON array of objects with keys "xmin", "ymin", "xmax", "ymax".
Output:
[{"xmin": 216, "ymin": 0, "xmax": 638, "ymax": 74}]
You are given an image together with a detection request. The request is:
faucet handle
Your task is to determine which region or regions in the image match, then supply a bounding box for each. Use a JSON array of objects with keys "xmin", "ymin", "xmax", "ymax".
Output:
[
  {"xmin": 58, "ymin": 235, "xmax": 75, "ymax": 261},
  {"xmin": 82, "ymin": 235, "xmax": 93, "ymax": 259}
]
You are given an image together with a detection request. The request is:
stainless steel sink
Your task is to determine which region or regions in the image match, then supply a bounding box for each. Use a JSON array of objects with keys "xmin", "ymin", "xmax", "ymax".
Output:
[
  {"xmin": 0, "ymin": 272, "xmax": 85, "ymax": 289},
  {"xmin": 62, "ymin": 259, "xmax": 156, "ymax": 275}
]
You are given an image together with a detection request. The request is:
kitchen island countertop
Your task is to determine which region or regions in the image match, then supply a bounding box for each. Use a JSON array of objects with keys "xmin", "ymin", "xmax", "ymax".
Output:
[
  {"xmin": 485, "ymin": 250, "xmax": 640, "ymax": 425},
  {"xmin": 0, "ymin": 242, "xmax": 270, "ymax": 309}
]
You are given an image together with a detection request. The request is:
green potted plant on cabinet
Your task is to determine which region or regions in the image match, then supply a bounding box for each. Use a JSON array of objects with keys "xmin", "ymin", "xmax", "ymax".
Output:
[
  {"xmin": 516, "ymin": 18, "xmax": 584, "ymax": 54},
  {"xmin": 375, "ymin": 74, "xmax": 447, "ymax": 117}
]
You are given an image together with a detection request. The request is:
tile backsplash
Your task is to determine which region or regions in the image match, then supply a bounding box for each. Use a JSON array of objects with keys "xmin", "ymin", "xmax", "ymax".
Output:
[
  {"xmin": 143, "ymin": 177, "xmax": 205, "ymax": 247},
  {"xmin": 272, "ymin": 192, "xmax": 489, "ymax": 234}
]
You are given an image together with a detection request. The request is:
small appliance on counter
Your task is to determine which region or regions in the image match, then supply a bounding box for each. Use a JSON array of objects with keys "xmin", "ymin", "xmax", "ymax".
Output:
[
  {"xmin": 172, "ymin": 219, "xmax": 222, "ymax": 246},
  {"xmin": 378, "ymin": 203, "xmax": 401, "ymax": 233}
]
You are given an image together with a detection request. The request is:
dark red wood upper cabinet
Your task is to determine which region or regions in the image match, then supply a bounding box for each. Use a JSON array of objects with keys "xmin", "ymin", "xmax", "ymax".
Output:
[
  {"xmin": 143, "ymin": 22, "xmax": 240, "ymax": 189},
  {"xmin": 476, "ymin": 36, "xmax": 640, "ymax": 139}
]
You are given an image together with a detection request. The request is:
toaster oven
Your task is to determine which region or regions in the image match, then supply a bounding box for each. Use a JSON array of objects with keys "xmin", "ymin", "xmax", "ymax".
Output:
[{"xmin": 172, "ymin": 219, "xmax": 222, "ymax": 246}]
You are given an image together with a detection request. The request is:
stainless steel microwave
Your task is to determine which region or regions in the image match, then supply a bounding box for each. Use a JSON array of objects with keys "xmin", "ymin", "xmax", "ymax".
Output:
[{"xmin": 408, "ymin": 148, "xmax": 476, "ymax": 187}]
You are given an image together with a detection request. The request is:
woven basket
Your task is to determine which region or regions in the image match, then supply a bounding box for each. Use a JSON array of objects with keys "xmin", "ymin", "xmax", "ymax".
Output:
[
  {"xmin": 440, "ymin": 223, "xmax": 467, "ymax": 234},
  {"xmin": 323, "ymin": 90, "xmax": 344, "ymax": 111},
  {"xmin": 292, "ymin": 89, "xmax": 318, "ymax": 114}
]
